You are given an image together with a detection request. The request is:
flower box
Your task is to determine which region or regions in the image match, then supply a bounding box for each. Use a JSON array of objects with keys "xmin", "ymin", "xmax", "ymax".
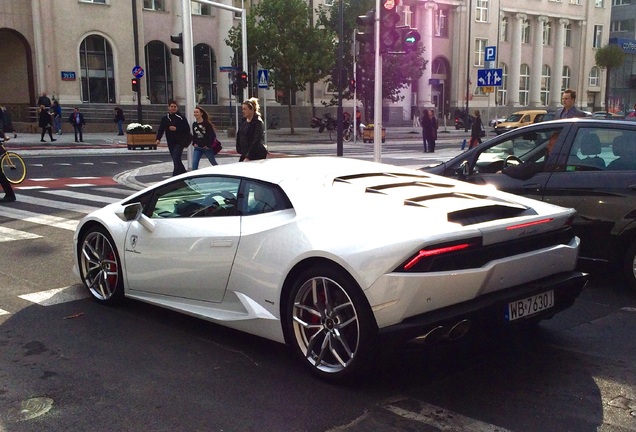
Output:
[
  {"xmin": 126, "ymin": 123, "xmax": 156, "ymax": 150},
  {"xmin": 362, "ymin": 127, "xmax": 385, "ymax": 143},
  {"xmin": 126, "ymin": 133, "xmax": 157, "ymax": 150}
]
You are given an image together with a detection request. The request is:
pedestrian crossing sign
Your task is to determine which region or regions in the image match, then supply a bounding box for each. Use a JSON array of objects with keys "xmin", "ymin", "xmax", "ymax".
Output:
[{"xmin": 258, "ymin": 69, "xmax": 269, "ymax": 89}]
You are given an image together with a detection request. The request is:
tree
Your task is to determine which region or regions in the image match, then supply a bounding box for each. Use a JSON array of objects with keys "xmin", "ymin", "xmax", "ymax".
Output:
[
  {"xmin": 595, "ymin": 44, "xmax": 625, "ymax": 115},
  {"xmin": 316, "ymin": 0, "xmax": 427, "ymax": 123},
  {"xmin": 226, "ymin": 0, "xmax": 334, "ymax": 134}
]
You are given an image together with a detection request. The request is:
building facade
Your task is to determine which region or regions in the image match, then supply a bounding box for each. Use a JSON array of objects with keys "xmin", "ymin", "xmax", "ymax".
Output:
[{"xmin": 0, "ymin": 0, "xmax": 612, "ymax": 125}]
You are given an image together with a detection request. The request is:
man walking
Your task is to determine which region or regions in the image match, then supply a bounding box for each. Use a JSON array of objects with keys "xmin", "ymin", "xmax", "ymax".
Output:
[
  {"xmin": 68, "ymin": 107, "xmax": 86, "ymax": 142},
  {"xmin": 155, "ymin": 101, "xmax": 191, "ymax": 176},
  {"xmin": 556, "ymin": 89, "xmax": 587, "ymax": 119}
]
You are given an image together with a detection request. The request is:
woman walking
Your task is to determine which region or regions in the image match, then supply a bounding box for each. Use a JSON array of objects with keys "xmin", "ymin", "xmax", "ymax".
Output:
[
  {"xmin": 236, "ymin": 97, "xmax": 267, "ymax": 162},
  {"xmin": 191, "ymin": 106, "xmax": 219, "ymax": 169},
  {"xmin": 469, "ymin": 110, "xmax": 483, "ymax": 149},
  {"xmin": 38, "ymin": 105, "xmax": 56, "ymax": 142}
]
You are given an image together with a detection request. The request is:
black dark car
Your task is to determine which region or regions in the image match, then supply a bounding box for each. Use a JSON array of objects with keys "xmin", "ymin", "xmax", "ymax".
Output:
[{"xmin": 424, "ymin": 118, "xmax": 636, "ymax": 291}]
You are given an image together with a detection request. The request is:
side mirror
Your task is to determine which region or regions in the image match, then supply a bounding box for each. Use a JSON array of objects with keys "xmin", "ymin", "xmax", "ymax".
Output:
[
  {"xmin": 456, "ymin": 160, "xmax": 472, "ymax": 179},
  {"xmin": 115, "ymin": 202, "xmax": 155, "ymax": 232}
]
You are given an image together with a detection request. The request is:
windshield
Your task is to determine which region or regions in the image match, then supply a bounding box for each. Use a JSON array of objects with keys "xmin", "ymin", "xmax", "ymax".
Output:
[{"xmin": 505, "ymin": 114, "xmax": 522, "ymax": 122}]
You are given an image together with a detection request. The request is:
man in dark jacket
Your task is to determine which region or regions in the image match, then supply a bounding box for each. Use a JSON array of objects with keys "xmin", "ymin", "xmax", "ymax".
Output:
[
  {"xmin": 555, "ymin": 89, "xmax": 587, "ymax": 119},
  {"xmin": 68, "ymin": 107, "xmax": 86, "ymax": 142},
  {"xmin": 155, "ymin": 101, "xmax": 191, "ymax": 176}
]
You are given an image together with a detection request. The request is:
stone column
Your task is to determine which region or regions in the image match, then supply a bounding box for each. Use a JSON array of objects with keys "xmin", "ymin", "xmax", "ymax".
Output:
[
  {"xmin": 550, "ymin": 19, "xmax": 569, "ymax": 107},
  {"xmin": 171, "ymin": 0, "xmax": 186, "ymax": 106},
  {"xmin": 507, "ymin": 13, "xmax": 526, "ymax": 107},
  {"xmin": 529, "ymin": 16, "xmax": 547, "ymax": 107},
  {"xmin": 417, "ymin": 1, "xmax": 437, "ymax": 108}
]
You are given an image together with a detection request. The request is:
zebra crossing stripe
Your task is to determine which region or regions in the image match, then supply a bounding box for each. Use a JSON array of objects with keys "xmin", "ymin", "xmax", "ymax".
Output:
[
  {"xmin": 41, "ymin": 189, "xmax": 121, "ymax": 204},
  {"xmin": 0, "ymin": 206, "xmax": 78, "ymax": 231},
  {"xmin": 0, "ymin": 226, "xmax": 42, "ymax": 242},
  {"xmin": 0, "ymin": 308, "xmax": 9, "ymax": 316},
  {"xmin": 18, "ymin": 285, "xmax": 90, "ymax": 306},
  {"xmin": 13, "ymin": 195, "xmax": 101, "ymax": 214}
]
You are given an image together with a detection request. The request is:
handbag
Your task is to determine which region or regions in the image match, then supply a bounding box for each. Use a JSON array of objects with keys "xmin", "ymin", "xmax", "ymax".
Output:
[
  {"xmin": 212, "ymin": 138, "xmax": 222, "ymax": 154},
  {"xmin": 479, "ymin": 122, "xmax": 486, "ymax": 138}
]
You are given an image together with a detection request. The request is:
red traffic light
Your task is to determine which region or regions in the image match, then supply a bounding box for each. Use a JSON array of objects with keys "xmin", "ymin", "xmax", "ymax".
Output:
[{"xmin": 131, "ymin": 78, "xmax": 140, "ymax": 92}]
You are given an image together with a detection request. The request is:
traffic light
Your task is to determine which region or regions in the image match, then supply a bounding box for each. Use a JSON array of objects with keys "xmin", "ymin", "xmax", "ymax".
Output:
[
  {"xmin": 399, "ymin": 27, "xmax": 421, "ymax": 52},
  {"xmin": 131, "ymin": 78, "xmax": 140, "ymax": 93},
  {"xmin": 235, "ymin": 70, "xmax": 248, "ymax": 89},
  {"xmin": 170, "ymin": 32, "xmax": 184, "ymax": 63},
  {"xmin": 349, "ymin": 78, "xmax": 356, "ymax": 93},
  {"xmin": 380, "ymin": 0, "xmax": 401, "ymax": 53},
  {"xmin": 355, "ymin": 10, "xmax": 375, "ymax": 52}
]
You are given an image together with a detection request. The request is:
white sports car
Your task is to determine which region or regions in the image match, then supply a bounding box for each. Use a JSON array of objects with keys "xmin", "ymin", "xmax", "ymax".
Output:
[{"xmin": 73, "ymin": 157, "xmax": 587, "ymax": 381}]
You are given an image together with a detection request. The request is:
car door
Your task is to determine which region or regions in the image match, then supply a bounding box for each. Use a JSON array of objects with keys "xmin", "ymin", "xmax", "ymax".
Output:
[
  {"xmin": 461, "ymin": 124, "xmax": 568, "ymax": 200},
  {"xmin": 542, "ymin": 124, "xmax": 636, "ymax": 262},
  {"xmin": 123, "ymin": 175, "xmax": 241, "ymax": 303}
]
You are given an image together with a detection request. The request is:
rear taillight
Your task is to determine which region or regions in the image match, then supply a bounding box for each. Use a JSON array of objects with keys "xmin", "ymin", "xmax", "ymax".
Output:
[
  {"xmin": 399, "ymin": 238, "xmax": 481, "ymax": 272},
  {"xmin": 506, "ymin": 218, "xmax": 553, "ymax": 231}
]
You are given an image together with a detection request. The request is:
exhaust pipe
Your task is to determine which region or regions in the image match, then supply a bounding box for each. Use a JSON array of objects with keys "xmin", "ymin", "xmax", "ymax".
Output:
[
  {"xmin": 447, "ymin": 319, "xmax": 471, "ymax": 340},
  {"xmin": 409, "ymin": 319, "xmax": 472, "ymax": 345}
]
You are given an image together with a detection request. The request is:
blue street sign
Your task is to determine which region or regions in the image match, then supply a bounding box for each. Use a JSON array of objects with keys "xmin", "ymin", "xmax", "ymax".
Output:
[
  {"xmin": 132, "ymin": 66, "xmax": 144, "ymax": 78},
  {"xmin": 477, "ymin": 68, "xmax": 503, "ymax": 87},
  {"xmin": 485, "ymin": 46, "xmax": 496, "ymax": 62},
  {"xmin": 258, "ymin": 69, "xmax": 269, "ymax": 89},
  {"xmin": 219, "ymin": 66, "xmax": 236, "ymax": 72}
]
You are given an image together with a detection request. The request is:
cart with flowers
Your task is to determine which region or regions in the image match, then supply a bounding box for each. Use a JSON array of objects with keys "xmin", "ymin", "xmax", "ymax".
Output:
[{"xmin": 126, "ymin": 123, "xmax": 157, "ymax": 150}]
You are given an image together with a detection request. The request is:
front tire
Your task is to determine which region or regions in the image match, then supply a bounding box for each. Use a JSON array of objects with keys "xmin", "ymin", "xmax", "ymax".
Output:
[
  {"xmin": 79, "ymin": 226, "xmax": 124, "ymax": 305},
  {"xmin": 286, "ymin": 266, "xmax": 378, "ymax": 382}
]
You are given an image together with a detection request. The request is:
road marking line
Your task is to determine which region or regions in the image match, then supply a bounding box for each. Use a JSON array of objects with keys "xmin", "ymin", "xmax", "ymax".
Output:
[
  {"xmin": 16, "ymin": 186, "xmax": 47, "ymax": 190},
  {"xmin": 95, "ymin": 187, "xmax": 132, "ymax": 196},
  {"xmin": 0, "ymin": 207, "xmax": 77, "ymax": 231},
  {"xmin": 19, "ymin": 285, "xmax": 90, "ymax": 306},
  {"xmin": 30, "ymin": 178, "xmax": 55, "ymax": 181},
  {"xmin": 384, "ymin": 400, "xmax": 513, "ymax": 432},
  {"xmin": 0, "ymin": 308, "xmax": 9, "ymax": 316},
  {"xmin": 73, "ymin": 176, "xmax": 100, "ymax": 179},
  {"xmin": 42, "ymin": 189, "xmax": 120, "ymax": 204},
  {"xmin": 0, "ymin": 226, "xmax": 42, "ymax": 242},
  {"xmin": 68, "ymin": 183, "xmax": 99, "ymax": 187},
  {"xmin": 13, "ymin": 195, "xmax": 101, "ymax": 214}
]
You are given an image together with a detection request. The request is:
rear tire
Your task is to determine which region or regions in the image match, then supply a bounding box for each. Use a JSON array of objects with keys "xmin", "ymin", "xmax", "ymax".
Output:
[{"xmin": 285, "ymin": 266, "xmax": 378, "ymax": 382}]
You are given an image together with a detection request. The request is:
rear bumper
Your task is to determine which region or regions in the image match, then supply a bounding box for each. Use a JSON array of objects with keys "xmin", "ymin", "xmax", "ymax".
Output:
[{"xmin": 378, "ymin": 270, "xmax": 587, "ymax": 345}]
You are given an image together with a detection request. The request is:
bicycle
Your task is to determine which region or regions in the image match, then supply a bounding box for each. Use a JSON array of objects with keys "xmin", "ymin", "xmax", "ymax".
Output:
[
  {"xmin": 328, "ymin": 122, "xmax": 354, "ymax": 142},
  {"xmin": 0, "ymin": 138, "xmax": 27, "ymax": 184}
]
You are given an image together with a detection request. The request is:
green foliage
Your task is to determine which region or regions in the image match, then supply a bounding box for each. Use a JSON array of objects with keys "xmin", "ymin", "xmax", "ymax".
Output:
[
  {"xmin": 316, "ymin": 0, "xmax": 427, "ymax": 105},
  {"xmin": 595, "ymin": 43, "xmax": 625, "ymax": 69}
]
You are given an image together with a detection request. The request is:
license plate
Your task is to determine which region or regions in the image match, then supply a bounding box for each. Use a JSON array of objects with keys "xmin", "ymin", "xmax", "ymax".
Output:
[{"xmin": 506, "ymin": 290, "xmax": 554, "ymax": 321}]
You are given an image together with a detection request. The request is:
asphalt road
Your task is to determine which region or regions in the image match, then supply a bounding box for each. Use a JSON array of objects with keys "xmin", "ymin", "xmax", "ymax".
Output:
[{"xmin": 1, "ymin": 152, "xmax": 635, "ymax": 431}]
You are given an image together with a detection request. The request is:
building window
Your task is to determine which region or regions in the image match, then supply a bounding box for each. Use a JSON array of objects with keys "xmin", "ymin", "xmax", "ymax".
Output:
[
  {"xmin": 549, "ymin": 0, "xmax": 562, "ymax": 2},
  {"xmin": 562, "ymin": 66, "xmax": 571, "ymax": 91},
  {"xmin": 570, "ymin": 0, "xmax": 582, "ymax": 4},
  {"xmin": 595, "ymin": 0, "xmax": 605, "ymax": 6},
  {"xmin": 402, "ymin": 5, "xmax": 413, "ymax": 27},
  {"xmin": 519, "ymin": 64, "xmax": 530, "ymax": 106},
  {"xmin": 144, "ymin": 41, "xmax": 173, "ymax": 104},
  {"xmin": 194, "ymin": 44, "xmax": 218, "ymax": 105},
  {"xmin": 435, "ymin": 8, "xmax": 448, "ymax": 37},
  {"xmin": 475, "ymin": 0, "xmax": 488, "ymax": 22},
  {"xmin": 612, "ymin": 0, "xmax": 631, "ymax": 5},
  {"xmin": 500, "ymin": 17, "xmax": 508, "ymax": 42},
  {"xmin": 589, "ymin": 66, "xmax": 600, "ymax": 86},
  {"xmin": 192, "ymin": 1, "xmax": 211, "ymax": 15},
  {"xmin": 474, "ymin": 38, "xmax": 488, "ymax": 66},
  {"xmin": 541, "ymin": 65, "xmax": 551, "ymax": 105},
  {"xmin": 593, "ymin": 25, "xmax": 603, "ymax": 48},
  {"xmin": 543, "ymin": 21, "xmax": 552, "ymax": 45},
  {"xmin": 564, "ymin": 23, "xmax": 572, "ymax": 47},
  {"xmin": 81, "ymin": 0, "xmax": 106, "ymax": 3},
  {"xmin": 498, "ymin": 63, "xmax": 508, "ymax": 106},
  {"xmin": 611, "ymin": 20, "xmax": 633, "ymax": 32},
  {"xmin": 79, "ymin": 35, "xmax": 115, "ymax": 103},
  {"xmin": 143, "ymin": 0, "xmax": 164, "ymax": 10},
  {"xmin": 522, "ymin": 19, "xmax": 530, "ymax": 44}
]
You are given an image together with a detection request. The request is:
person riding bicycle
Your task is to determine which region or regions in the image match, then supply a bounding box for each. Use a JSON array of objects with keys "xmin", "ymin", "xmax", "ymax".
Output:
[{"xmin": 0, "ymin": 133, "xmax": 16, "ymax": 203}]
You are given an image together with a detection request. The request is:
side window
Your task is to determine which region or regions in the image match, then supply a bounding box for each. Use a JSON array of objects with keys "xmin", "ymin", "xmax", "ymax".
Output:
[
  {"xmin": 241, "ymin": 181, "xmax": 292, "ymax": 216},
  {"xmin": 476, "ymin": 127, "xmax": 564, "ymax": 174},
  {"xmin": 566, "ymin": 127, "xmax": 623, "ymax": 171},
  {"xmin": 145, "ymin": 176, "xmax": 240, "ymax": 218},
  {"xmin": 607, "ymin": 130, "xmax": 636, "ymax": 171}
]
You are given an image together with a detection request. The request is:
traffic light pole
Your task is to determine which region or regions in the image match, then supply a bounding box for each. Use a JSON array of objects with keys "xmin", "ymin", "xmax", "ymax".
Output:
[{"xmin": 373, "ymin": 0, "xmax": 382, "ymax": 163}]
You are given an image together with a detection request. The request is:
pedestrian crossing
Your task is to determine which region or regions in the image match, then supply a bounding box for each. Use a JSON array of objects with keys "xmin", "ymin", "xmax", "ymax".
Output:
[{"xmin": 0, "ymin": 177, "xmax": 132, "ymax": 240}]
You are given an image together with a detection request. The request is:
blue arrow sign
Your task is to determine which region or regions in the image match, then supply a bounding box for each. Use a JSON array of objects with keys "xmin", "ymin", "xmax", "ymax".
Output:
[
  {"xmin": 258, "ymin": 69, "xmax": 269, "ymax": 89},
  {"xmin": 477, "ymin": 68, "xmax": 503, "ymax": 87}
]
